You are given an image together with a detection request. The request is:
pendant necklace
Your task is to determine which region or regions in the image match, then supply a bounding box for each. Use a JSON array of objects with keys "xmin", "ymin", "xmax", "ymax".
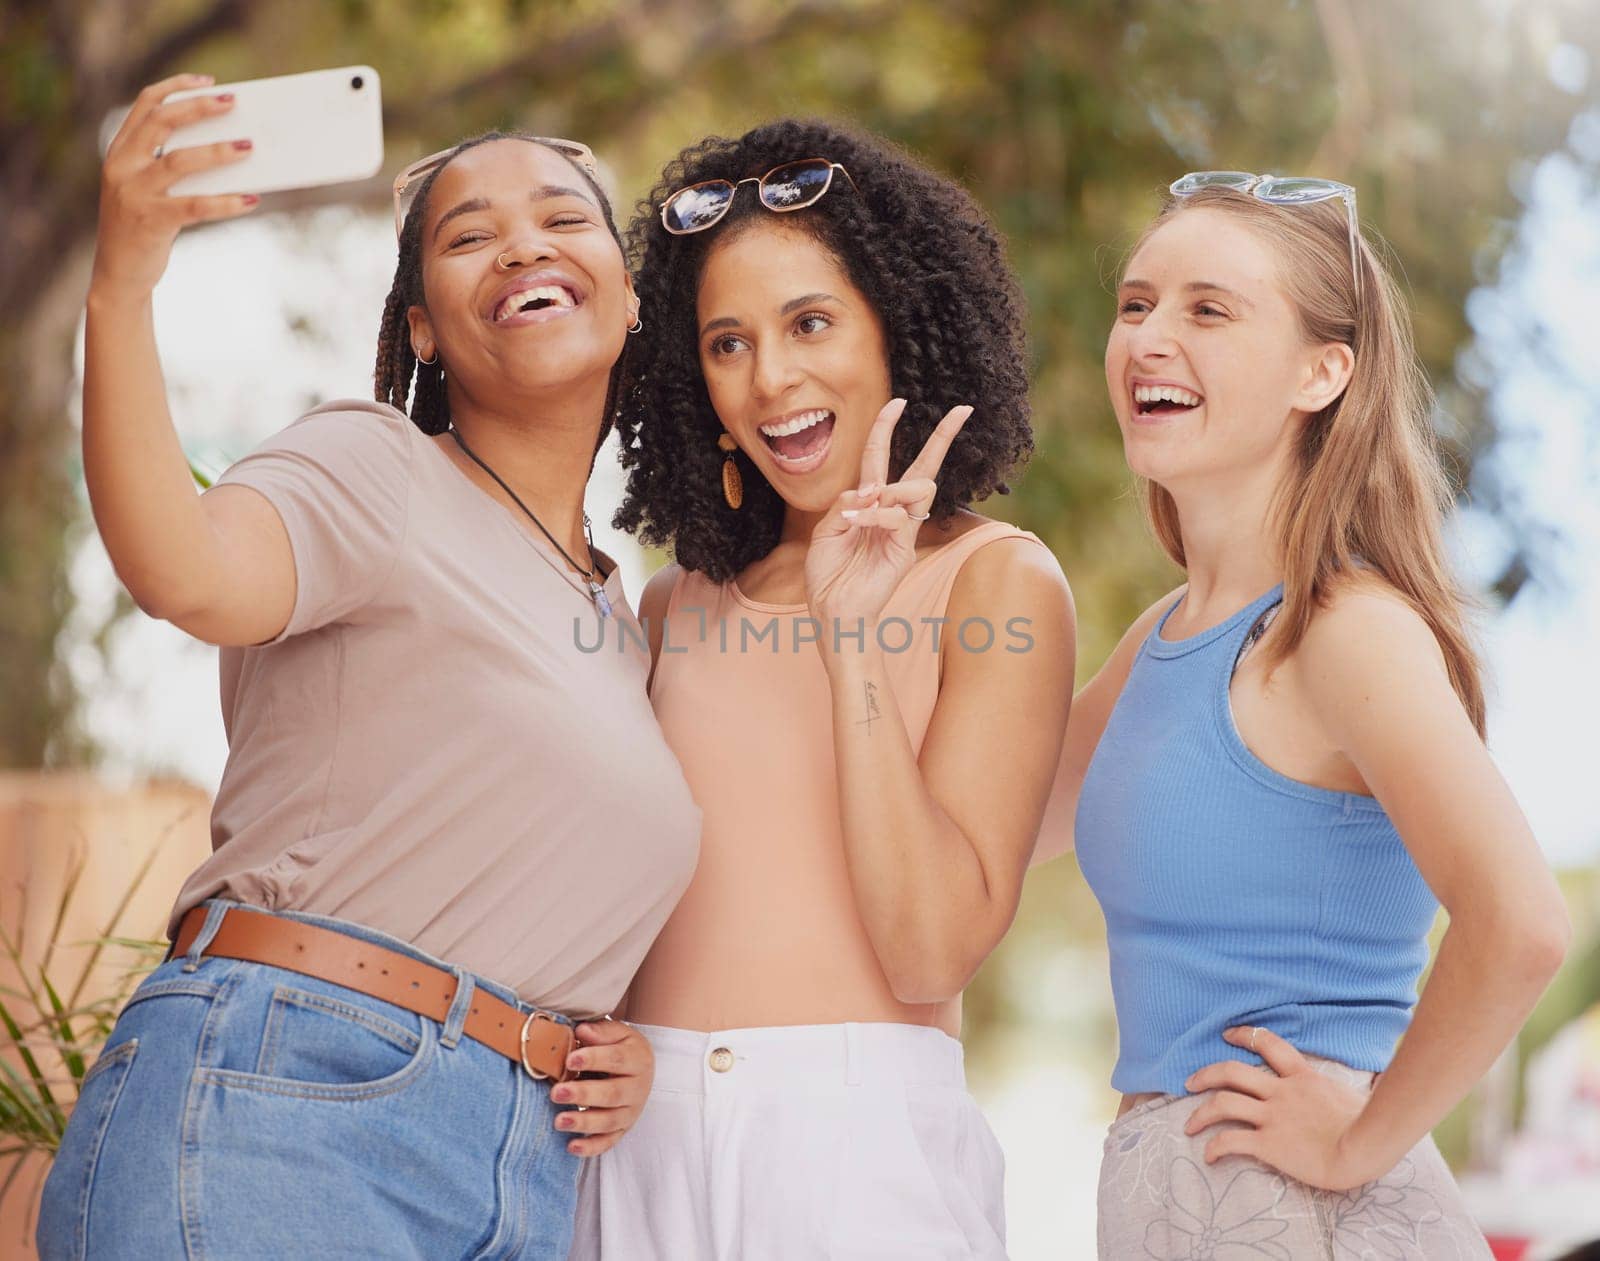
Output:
[{"xmin": 448, "ymin": 427, "xmax": 612, "ymax": 619}]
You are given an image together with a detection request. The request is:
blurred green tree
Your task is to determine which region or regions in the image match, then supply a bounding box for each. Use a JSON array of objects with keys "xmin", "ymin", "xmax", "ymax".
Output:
[
  {"xmin": 2, "ymin": 0, "xmax": 1594, "ymax": 766},
  {"xmin": 0, "ymin": 0, "xmax": 892, "ymax": 763}
]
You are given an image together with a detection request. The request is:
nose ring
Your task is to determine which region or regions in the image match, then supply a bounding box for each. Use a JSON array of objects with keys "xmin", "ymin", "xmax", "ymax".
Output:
[{"xmin": 497, "ymin": 252, "xmax": 514, "ymax": 270}]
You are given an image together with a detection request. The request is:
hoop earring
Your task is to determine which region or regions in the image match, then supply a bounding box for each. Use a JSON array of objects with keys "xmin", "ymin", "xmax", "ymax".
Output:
[
  {"xmin": 717, "ymin": 433, "xmax": 743, "ymax": 510},
  {"xmin": 628, "ymin": 315, "xmax": 643, "ymax": 334},
  {"xmin": 415, "ymin": 347, "xmax": 437, "ymax": 366}
]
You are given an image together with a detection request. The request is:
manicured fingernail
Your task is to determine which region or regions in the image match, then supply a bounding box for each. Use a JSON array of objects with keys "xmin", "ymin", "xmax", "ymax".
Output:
[
  {"xmin": 566, "ymin": 1054, "xmax": 585, "ymax": 1070},
  {"xmin": 232, "ymin": 138, "xmax": 252, "ymax": 150},
  {"xmin": 241, "ymin": 194, "xmax": 260, "ymax": 206},
  {"xmin": 841, "ymin": 509, "xmax": 859, "ymax": 519},
  {"xmin": 217, "ymin": 93, "xmax": 234, "ymax": 103},
  {"xmin": 556, "ymin": 1115, "xmax": 574, "ymax": 1129},
  {"xmin": 568, "ymin": 1141, "xmax": 583, "ymax": 1154},
  {"xmin": 552, "ymin": 1086, "xmax": 573, "ymax": 1102}
]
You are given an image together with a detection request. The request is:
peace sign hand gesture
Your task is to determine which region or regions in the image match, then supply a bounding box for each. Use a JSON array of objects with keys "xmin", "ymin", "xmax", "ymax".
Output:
[{"xmin": 804, "ymin": 397, "xmax": 973, "ymax": 650}]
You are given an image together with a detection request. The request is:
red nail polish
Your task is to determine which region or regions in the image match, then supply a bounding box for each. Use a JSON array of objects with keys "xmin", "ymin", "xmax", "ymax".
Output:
[
  {"xmin": 241, "ymin": 194, "xmax": 260, "ymax": 207},
  {"xmin": 233, "ymin": 139, "xmax": 252, "ymax": 150},
  {"xmin": 217, "ymin": 93, "xmax": 234, "ymax": 102}
]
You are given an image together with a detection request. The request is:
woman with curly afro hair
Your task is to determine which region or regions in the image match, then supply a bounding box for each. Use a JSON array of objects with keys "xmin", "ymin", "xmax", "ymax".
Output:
[{"xmin": 571, "ymin": 120, "xmax": 1077, "ymax": 1258}]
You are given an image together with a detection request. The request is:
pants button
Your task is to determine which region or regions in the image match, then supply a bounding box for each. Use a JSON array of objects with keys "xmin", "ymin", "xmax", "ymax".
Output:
[{"xmin": 708, "ymin": 1046, "xmax": 734, "ymax": 1073}]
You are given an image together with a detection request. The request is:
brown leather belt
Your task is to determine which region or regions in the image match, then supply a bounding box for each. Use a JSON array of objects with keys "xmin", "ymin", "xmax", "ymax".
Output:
[{"xmin": 171, "ymin": 905, "xmax": 576, "ymax": 1083}]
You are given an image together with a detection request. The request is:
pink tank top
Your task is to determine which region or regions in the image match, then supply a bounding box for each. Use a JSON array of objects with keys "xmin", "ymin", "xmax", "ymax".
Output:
[{"xmin": 626, "ymin": 519, "xmax": 1050, "ymax": 1034}]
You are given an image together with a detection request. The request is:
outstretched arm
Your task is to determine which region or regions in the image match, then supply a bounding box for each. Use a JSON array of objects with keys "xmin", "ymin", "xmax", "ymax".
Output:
[{"xmin": 86, "ymin": 73, "xmax": 293, "ymax": 647}]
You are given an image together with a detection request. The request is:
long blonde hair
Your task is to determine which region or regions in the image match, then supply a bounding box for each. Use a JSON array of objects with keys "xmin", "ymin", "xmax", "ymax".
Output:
[{"xmin": 1131, "ymin": 186, "xmax": 1485, "ymax": 734}]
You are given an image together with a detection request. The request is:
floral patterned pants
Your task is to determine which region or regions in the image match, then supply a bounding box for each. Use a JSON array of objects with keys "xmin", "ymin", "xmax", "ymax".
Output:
[{"xmin": 1096, "ymin": 1056, "xmax": 1493, "ymax": 1260}]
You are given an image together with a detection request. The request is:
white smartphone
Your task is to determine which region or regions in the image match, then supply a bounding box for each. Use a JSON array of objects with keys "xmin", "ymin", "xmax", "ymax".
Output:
[{"xmin": 100, "ymin": 66, "xmax": 384, "ymax": 197}]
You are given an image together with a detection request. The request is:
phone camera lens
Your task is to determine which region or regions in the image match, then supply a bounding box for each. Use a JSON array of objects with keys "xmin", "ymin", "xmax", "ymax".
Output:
[{"xmin": 351, "ymin": 75, "xmax": 365, "ymax": 90}]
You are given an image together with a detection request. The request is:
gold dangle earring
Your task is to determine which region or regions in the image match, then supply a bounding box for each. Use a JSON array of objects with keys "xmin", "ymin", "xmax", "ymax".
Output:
[{"xmin": 717, "ymin": 433, "xmax": 743, "ymax": 510}]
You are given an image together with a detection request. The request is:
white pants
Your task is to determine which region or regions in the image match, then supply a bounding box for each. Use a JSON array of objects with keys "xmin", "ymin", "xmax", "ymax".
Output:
[{"xmin": 569, "ymin": 1022, "xmax": 1007, "ymax": 1260}]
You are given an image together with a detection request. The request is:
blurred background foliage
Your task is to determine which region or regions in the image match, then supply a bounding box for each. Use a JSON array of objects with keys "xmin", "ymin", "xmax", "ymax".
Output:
[{"xmin": 3, "ymin": 0, "xmax": 1598, "ymax": 1173}]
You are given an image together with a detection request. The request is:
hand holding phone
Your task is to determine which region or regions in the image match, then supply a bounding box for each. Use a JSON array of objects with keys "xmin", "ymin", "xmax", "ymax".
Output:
[
  {"xmin": 93, "ymin": 67, "xmax": 386, "ymax": 299},
  {"xmin": 92, "ymin": 73, "xmax": 260, "ymax": 299},
  {"xmin": 152, "ymin": 66, "xmax": 384, "ymax": 197}
]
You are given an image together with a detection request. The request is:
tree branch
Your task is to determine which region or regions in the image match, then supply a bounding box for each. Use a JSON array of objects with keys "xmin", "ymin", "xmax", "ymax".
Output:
[
  {"xmin": 1309, "ymin": 0, "xmax": 1372, "ymax": 176},
  {"xmin": 382, "ymin": 7, "xmax": 642, "ymax": 134},
  {"xmin": 119, "ymin": 0, "xmax": 254, "ymax": 102},
  {"xmin": 384, "ymin": 0, "xmax": 891, "ymax": 135}
]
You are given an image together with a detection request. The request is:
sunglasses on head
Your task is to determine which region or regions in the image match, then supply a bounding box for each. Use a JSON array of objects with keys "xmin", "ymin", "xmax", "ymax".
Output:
[
  {"xmin": 658, "ymin": 157, "xmax": 858, "ymax": 236},
  {"xmin": 392, "ymin": 138, "xmax": 601, "ymax": 238},
  {"xmin": 1168, "ymin": 170, "xmax": 1363, "ymax": 306}
]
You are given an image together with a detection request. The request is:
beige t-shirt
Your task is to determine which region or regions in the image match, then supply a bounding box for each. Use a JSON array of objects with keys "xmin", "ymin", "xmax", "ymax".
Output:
[{"xmin": 169, "ymin": 400, "xmax": 701, "ymax": 1017}]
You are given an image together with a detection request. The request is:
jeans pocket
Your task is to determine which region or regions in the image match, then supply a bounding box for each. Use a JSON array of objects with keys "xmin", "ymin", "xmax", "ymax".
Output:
[
  {"xmin": 203, "ymin": 983, "xmax": 432, "ymax": 1100},
  {"xmin": 37, "ymin": 1039, "xmax": 140, "ymax": 1261}
]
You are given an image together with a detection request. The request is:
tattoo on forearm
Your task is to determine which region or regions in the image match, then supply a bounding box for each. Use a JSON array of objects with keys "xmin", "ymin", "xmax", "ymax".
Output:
[{"xmin": 859, "ymin": 681, "xmax": 881, "ymax": 735}]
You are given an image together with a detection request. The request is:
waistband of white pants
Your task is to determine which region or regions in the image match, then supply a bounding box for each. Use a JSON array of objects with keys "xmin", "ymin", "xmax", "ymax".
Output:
[{"xmin": 635, "ymin": 1021, "xmax": 967, "ymax": 1092}]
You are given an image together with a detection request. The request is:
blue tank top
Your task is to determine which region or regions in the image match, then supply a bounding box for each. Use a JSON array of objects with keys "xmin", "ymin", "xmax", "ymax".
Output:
[{"xmin": 1075, "ymin": 584, "xmax": 1438, "ymax": 1095}]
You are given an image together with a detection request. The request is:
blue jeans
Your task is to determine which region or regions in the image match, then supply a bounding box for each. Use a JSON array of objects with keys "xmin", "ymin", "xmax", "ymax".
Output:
[{"xmin": 37, "ymin": 899, "xmax": 580, "ymax": 1260}]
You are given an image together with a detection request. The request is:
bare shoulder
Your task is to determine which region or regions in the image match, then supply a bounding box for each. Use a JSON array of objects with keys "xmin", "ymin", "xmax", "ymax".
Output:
[
  {"xmin": 1286, "ymin": 573, "xmax": 1460, "ymax": 746},
  {"xmin": 1295, "ymin": 572, "xmax": 1449, "ymax": 681},
  {"xmin": 945, "ymin": 518, "xmax": 1072, "ymax": 618},
  {"xmin": 637, "ymin": 561, "xmax": 682, "ymax": 624}
]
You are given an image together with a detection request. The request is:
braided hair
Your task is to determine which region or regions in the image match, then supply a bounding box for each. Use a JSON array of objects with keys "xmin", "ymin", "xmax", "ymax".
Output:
[
  {"xmin": 612, "ymin": 118, "xmax": 1034, "ymax": 582},
  {"xmin": 373, "ymin": 132, "xmax": 629, "ymax": 457}
]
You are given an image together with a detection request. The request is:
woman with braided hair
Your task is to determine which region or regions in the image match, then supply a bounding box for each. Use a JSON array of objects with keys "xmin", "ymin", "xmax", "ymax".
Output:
[
  {"xmin": 39, "ymin": 75, "xmax": 699, "ymax": 1259},
  {"xmin": 570, "ymin": 119, "xmax": 1076, "ymax": 1259}
]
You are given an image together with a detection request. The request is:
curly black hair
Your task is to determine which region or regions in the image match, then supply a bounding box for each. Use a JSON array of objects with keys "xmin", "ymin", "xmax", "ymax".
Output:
[
  {"xmin": 612, "ymin": 118, "xmax": 1034, "ymax": 582},
  {"xmin": 374, "ymin": 131, "xmax": 627, "ymax": 457}
]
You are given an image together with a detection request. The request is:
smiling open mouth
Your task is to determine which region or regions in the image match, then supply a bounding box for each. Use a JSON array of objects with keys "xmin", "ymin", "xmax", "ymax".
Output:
[
  {"xmin": 759, "ymin": 408, "xmax": 836, "ymax": 468},
  {"xmin": 493, "ymin": 284, "xmax": 580, "ymax": 322},
  {"xmin": 1134, "ymin": 384, "xmax": 1203, "ymax": 417}
]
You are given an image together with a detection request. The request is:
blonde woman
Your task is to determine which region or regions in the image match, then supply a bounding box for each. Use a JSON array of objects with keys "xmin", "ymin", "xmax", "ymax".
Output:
[{"xmin": 1040, "ymin": 173, "xmax": 1568, "ymax": 1257}]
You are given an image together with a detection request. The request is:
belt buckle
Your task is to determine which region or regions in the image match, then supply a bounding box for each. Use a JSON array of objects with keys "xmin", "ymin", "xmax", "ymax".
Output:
[{"xmin": 519, "ymin": 1009, "xmax": 573, "ymax": 1082}]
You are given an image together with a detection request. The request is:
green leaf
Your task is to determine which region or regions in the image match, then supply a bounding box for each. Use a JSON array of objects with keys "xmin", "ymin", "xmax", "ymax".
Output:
[
  {"xmin": 40, "ymin": 975, "xmax": 85, "ymax": 1085},
  {"xmin": 0, "ymin": 999, "xmax": 61, "ymax": 1127}
]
